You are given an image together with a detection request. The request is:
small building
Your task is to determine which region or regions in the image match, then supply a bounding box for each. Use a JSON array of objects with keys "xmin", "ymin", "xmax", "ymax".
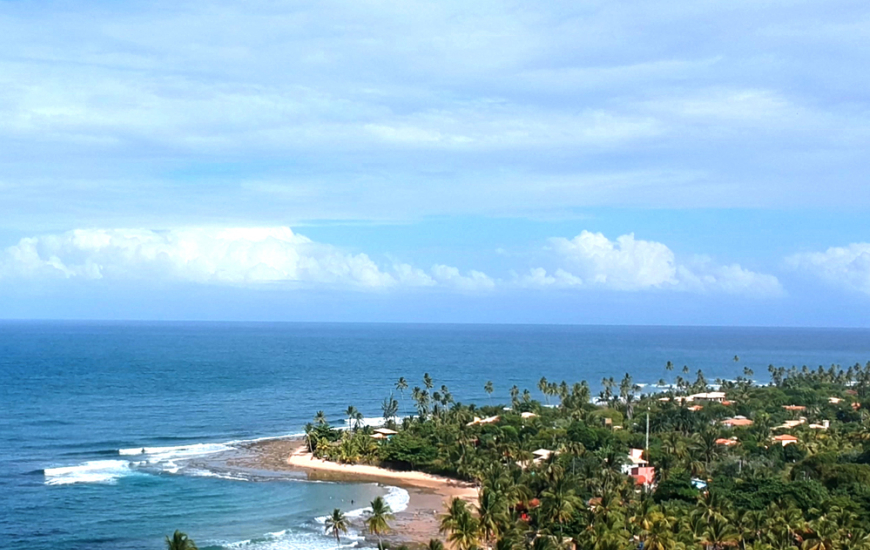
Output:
[
  {"xmin": 722, "ymin": 416, "xmax": 753, "ymax": 427},
  {"xmin": 783, "ymin": 405, "xmax": 806, "ymax": 412},
  {"xmin": 687, "ymin": 405, "xmax": 704, "ymax": 412},
  {"xmin": 809, "ymin": 420, "xmax": 830, "ymax": 430},
  {"xmin": 774, "ymin": 418, "xmax": 806, "ymax": 430},
  {"xmin": 622, "ymin": 449, "xmax": 656, "ymax": 486},
  {"xmin": 689, "ymin": 392, "xmax": 726, "ymax": 403},
  {"xmin": 828, "ymin": 397, "xmax": 843, "ymax": 405},
  {"xmin": 773, "ymin": 434, "xmax": 799, "ymax": 446},
  {"xmin": 532, "ymin": 449, "xmax": 553, "ymax": 463},
  {"xmin": 716, "ymin": 437, "xmax": 738, "ymax": 447},
  {"xmin": 521, "ymin": 412, "xmax": 538, "ymax": 419},
  {"xmin": 466, "ymin": 415, "xmax": 500, "ymax": 426}
]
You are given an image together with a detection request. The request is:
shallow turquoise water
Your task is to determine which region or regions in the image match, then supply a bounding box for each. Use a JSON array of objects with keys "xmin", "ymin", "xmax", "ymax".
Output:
[{"xmin": 2, "ymin": 321, "xmax": 869, "ymax": 550}]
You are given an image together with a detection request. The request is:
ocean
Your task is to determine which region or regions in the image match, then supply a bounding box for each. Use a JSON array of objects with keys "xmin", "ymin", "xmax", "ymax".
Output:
[{"xmin": 2, "ymin": 321, "xmax": 869, "ymax": 550}]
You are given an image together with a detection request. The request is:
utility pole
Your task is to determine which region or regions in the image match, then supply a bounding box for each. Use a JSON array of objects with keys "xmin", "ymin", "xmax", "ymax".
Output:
[{"xmin": 645, "ymin": 407, "xmax": 650, "ymax": 451}]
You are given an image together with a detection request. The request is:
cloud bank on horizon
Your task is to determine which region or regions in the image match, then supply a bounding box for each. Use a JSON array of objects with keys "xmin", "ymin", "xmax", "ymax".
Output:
[{"xmin": 0, "ymin": 226, "xmax": 810, "ymax": 298}]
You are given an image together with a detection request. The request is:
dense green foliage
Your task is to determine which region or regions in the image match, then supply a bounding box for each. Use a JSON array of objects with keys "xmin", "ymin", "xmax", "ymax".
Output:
[{"xmin": 305, "ymin": 361, "xmax": 870, "ymax": 550}]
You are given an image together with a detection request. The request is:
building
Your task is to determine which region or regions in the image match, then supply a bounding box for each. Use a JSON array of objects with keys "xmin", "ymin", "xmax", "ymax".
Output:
[
  {"xmin": 722, "ymin": 416, "xmax": 753, "ymax": 427},
  {"xmin": 622, "ymin": 448, "xmax": 655, "ymax": 486},
  {"xmin": 466, "ymin": 415, "xmax": 500, "ymax": 426},
  {"xmin": 773, "ymin": 434, "xmax": 799, "ymax": 446},
  {"xmin": 688, "ymin": 392, "xmax": 726, "ymax": 403}
]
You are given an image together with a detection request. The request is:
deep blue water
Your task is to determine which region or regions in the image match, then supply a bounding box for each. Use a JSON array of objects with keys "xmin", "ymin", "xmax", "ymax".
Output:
[{"xmin": 2, "ymin": 322, "xmax": 869, "ymax": 550}]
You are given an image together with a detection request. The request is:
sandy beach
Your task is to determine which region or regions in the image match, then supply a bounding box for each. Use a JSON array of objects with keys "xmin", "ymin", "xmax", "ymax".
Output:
[{"xmin": 241, "ymin": 438, "xmax": 478, "ymax": 546}]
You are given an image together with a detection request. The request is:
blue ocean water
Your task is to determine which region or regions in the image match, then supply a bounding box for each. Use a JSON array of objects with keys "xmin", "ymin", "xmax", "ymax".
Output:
[{"xmin": 2, "ymin": 322, "xmax": 869, "ymax": 550}]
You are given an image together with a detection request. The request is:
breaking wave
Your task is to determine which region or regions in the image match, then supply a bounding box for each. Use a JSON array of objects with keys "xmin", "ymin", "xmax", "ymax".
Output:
[{"xmin": 44, "ymin": 432, "xmax": 303, "ymax": 485}]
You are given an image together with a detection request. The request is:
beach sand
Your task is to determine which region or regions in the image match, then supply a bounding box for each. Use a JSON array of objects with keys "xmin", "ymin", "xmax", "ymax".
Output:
[{"xmin": 242, "ymin": 438, "xmax": 478, "ymax": 547}]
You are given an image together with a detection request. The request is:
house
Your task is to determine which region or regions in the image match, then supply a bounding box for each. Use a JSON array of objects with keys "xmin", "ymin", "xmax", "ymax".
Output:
[
  {"xmin": 373, "ymin": 428, "xmax": 398, "ymax": 437},
  {"xmin": 521, "ymin": 412, "xmax": 538, "ymax": 419},
  {"xmin": 828, "ymin": 397, "xmax": 843, "ymax": 405},
  {"xmin": 809, "ymin": 420, "xmax": 830, "ymax": 429},
  {"xmin": 689, "ymin": 392, "xmax": 726, "ymax": 403},
  {"xmin": 687, "ymin": 405, "xmax": 704, "ymax": 412},
  {"xmin": 722, "ymin": 416, "xmax": 753, "ymax": 427},
  {"xmin": 622, "ymin": 448, "xmax": 656, "ymax": 486},
  {"xmin": 774, "ymin": 418, "xmax": 806, "ymax": 430},
  {"xmin": 466, "ymin": 415, "xmax": 500, "ymax": 426},
  {"xmin": 716, "ymin": 437, "xmax": 738, "ymax": 447},
  {"xmin": 783, "ymin": 405, "xmax": 806, "ymax": 412},
  {"xmin": 773, "ymin": 434, "xmax": 799, "ymax": 446},
  {"xmin": 532, "ymin": 449, "xmax": 553, "ymax": 463}
]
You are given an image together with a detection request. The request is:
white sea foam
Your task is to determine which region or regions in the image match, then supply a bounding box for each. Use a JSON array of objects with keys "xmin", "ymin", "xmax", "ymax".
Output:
[
  {"xmin": 341, "ymin": 417, "xmax": 388, "ymax": 430},
  {"xmin": 317, "ymin": 486, "xmax": 410, "ymax": 523},
  {"xmin": 47, "ymin": 432, "xmax": 306, "ymax": 485},
  {"xmin": 220, "ymin": 527, "xmax": 364, "ymax": 550},
  {"xmin": 119, "ymin": 442, "xmax": 232, "ymax": 458},
  {"xmin": 44, "ymin": 460, "xmax": 132, "ymax": 485}
]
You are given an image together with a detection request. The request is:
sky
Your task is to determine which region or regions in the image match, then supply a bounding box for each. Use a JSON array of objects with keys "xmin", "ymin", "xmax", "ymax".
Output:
[{"xmin": 0, "ymin": 0, "xmax": 869, "ymax": 326}]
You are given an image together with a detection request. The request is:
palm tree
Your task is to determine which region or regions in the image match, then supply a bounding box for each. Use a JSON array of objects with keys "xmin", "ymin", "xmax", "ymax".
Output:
[
  {"xmin": 701, "ymin": 516, "xmax": 740, "ymax": 550},
  {"xmin": 366, "ymin": 496, "xmax": 394, "ymax": 544},
  {"xmin": 477, "ymin": 487, "xmax": 507, "ymax": 548},
  {"xmin": 427, "ymin": 539, "xmax": 445, "ymax": 550},
  {"xmin": 325, "ymin": 508, "xmax": 348, "ymax": 544},
  {"xmin": 440, "ymin": 497, "xmax": 472, "ymax": 535},
  {"xmin": 396, "ymin": 377, "xmax": 408, "ymax": 397},
  {"xmin": 484, "ymin": 381, "xmax": 494, "ymax": 404},
  {"xmin": 314, "ymin": 410, "xmax": 328, "ymax": 425},
  {"xmin": 447, "ymin": 511, "xmax": 480, "ymax": 550},
  {"xmin": 541, "ymin": 478, "xmax": 582, "ymax": 538},
  {"xmin": 382, "ymin": 395, "xmax": 399, "ymax": 424},
  {"xmin": 538, "ymin": 376, "xmax": 550, "ymax": 404},
  {"xmin": 165, "ymin": 530, "xmax": 198, "ymax": 550},
  {"xmin": 424, "ymin": 373, "xmax": 434, "ymax": 390},
  {"xmin": 346, "ymin": 405, "xmax": 358, "ymax": 429}
]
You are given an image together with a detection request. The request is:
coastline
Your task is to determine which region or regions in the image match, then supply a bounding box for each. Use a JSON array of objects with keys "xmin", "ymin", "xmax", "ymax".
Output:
[{"xmin": 242, "ymin": 438, "xmax": 478, "ymax": 546}]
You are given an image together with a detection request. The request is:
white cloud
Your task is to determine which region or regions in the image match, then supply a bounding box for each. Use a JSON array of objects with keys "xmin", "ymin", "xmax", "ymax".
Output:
[
  {"xmin": 787, "ymin": 243, "xmax": 870, "ymax": 295},
  {"xmin": 517, "ymin": 231, "xmax": 782, "ymax": 296},
  {"xmin": 0, "ymin": 227, "xmax": 492, "ymax": 292},
  {"xmin": 430, "ymin": 264, "xmax": 496, "ymax": 291}
]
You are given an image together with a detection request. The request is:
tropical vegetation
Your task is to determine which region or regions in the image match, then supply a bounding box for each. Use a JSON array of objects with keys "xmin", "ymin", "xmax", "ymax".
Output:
[{"xmin": 305, "ymin": 361, "xmax": 870, "ymax": 550}]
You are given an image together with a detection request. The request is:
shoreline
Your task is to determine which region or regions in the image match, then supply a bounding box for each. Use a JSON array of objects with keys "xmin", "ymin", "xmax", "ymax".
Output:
[{"xmin": 242, "ymin": 438, "xmax": 478, "ymax": 546}]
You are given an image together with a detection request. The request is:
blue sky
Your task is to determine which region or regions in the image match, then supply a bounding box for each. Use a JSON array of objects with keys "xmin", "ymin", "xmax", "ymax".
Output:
[{"xmin": 1, "ymin": 0, "xmax": 869, "ymax": 326}]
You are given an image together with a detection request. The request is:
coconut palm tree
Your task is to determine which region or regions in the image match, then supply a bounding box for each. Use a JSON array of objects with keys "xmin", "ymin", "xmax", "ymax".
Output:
[
  {"xmin": 447, "ymin": 511, "xmax": 480, "ymax": 550},
  {"xmin": 382, "ymin": 395, "xmax": 399, "ymax": 424},
  {"xmin": 346, "ymin": 405, "xmax": 358, "ymax": 429},
  {"xmin": 477, "ymin": 487, "xmax": 507, "ymax": 548},
  {"xmin": 441, "ymin": 497, "xmax": 472, "ymax": 535},
  {"xmin": 700, "ymin": 516, "xmax": 740, "ymax": 550},
  {"xmin": 366, "ymin": 496, "xmax": 394, "ymax": 544},
  {"xmin": 541, "ymin": 478, "xmax": 582, "ymax": 538},
  {"xmin": 396, "ymin": 377, "xmax": 408, "ymax": 397},
  {"xmin": 424, "ymin": 373, "xmax": 434, "ymax": 390},
  {"xmin": 314, "ymin": 410, "xmax": 328, "ymax": 425},
  {"xmin": 325, "ymin": 508, "xmax": 348, "ymax": 543},
  {"xmin": 538, "ymin": 377, "xmax": 550, "ymax": 404},
  {"xmin": 165, "ymin": 531, "xmax": 198, "ymax": 550},
  {"xmin": 427, "ymin": 539, "xmax": 445, "ymax": 550},
  {"xmin": 484, "ymin": 381, "xmax": 494, "ymax": 404}
]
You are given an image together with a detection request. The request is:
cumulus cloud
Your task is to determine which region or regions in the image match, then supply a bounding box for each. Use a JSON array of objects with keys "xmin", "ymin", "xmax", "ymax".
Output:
[
  {"xmin": 787, "ymin": 243, "xmax": 870, "ymax": 295},
  {"xmin": 0, "ymin": 227, "xmax": 492, "ymax": 292},
  {"xmin": 516, "ymin": 231, "xmax": 782, "ymax": 297}
]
